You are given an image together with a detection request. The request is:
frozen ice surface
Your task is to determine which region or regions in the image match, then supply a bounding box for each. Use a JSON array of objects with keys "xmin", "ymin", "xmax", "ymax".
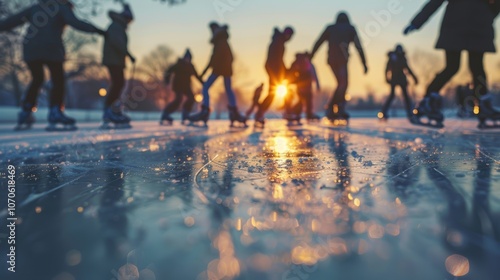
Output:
[{"xmin": 0, "ymin": 118, "xmax": 499, "ymax": 280}]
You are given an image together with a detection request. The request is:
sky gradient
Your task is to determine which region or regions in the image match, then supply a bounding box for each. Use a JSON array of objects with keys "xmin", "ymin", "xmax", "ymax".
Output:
[{"xmin": 91, "ymin": 0, "xmax": 500, "ymax": 98}]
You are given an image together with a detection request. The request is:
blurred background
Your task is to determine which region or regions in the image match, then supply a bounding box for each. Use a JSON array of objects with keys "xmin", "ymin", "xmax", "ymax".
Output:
[{"xmin": 1, "ymin": 0, "xmax": 500, "ymax": 116}]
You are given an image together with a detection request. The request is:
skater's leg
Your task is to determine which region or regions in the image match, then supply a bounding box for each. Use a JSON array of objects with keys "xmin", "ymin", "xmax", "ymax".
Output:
[
  {"xmin": 106, "ymin": 66, "xmax": 125, "ymax": 108},
  {"xmin": 24, "ymin": 61, "xmax": 45, "ymax": 109},
  {"xmin": 202, "ymin": 74, "xmax": 218, "ymax": 107},
  {"xmin": 183, "ymin": 89, "xmax": 195, "ymax": 113},
  {"xmin": 163, "ymin": 90, "xmax": 183, "ymax": 114},
  {"xmin": 224, "ymin": 77, "xmax": 237, "ymax": 107},
  {"xmin": 401, "ymin": 83, "xmax": 413, "ymax": 117},
  {"xmin": 329, "ymin": 63, "xmax": 348, "ymax": 110},
  {"xmin": 258, "ymin": 76, "xmax": 277, "ymax": 114},
  {"xmin": 46, "ymin": 62, "xmax": 65, "ymax": 108},
  {"xmin": 426, "ymin": 51, "xmax": 460, "ymax": 97},
  {"xmin": 382, "ymin": 84, "xmax": 396, "ymax": 115},
  {"xmin": 468, "ymin": 51, "xmax": 487, "ymax": 98}
]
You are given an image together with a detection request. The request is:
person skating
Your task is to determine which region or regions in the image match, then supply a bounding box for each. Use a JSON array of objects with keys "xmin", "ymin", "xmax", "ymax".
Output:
[
  {"xmin": 310, "ymin": 12, "xmax": 368, "ymax": 123},
  {"xmin": 254, "ymin": 26, "xmax": 294, "ymax": 127},
  {"xmin": 379, "ymin": 44, "xmax": 418, "ymax": 122},
  {"xmin": 285, "ymin": 52, "xmax": 321, "ymax": 124},
  {"xmin": 0, "ymin": 0, "xmax": 105, "ymax": 131},
  {"xmin": 404, "ymin": 0, "xmax": 500, "ymax": 129},
  {"xmin": 245, "ymin": 83, "xmax": 264, "ymax": 119},
  {"xmin": 101, "ymin": 4, "xmax": 136, "ymax": 130},
  {"xmin": 161, "ymin": 49, "xmax": 203, "ymax": 125},
  {"xmin": 189, "ymin": 22, "xmax": 246, "ymax": 128}
]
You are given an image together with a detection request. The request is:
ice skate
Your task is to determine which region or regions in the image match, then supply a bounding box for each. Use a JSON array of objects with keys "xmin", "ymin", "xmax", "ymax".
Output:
[
  {"xmin": 100, "ymin": 107, "xmax": 132, "ymax": 130},
  {"xmin": 306, "ymin": 113, "xmax": 320, "ymax": 123},
  {"xmin": 323, "ymin": 104, "xmax": 349, "ymax": 126},
  {"xmin": 411, "ymin": 93, "xmax": 444, "ymax": 129},
  {"xmin": 254, "ymin": 109, "xmax": 266, "ymax": 128},
  {"xmin": 181, "ymin": 110, "xmax": 190, "ymax": 125},
  {"xmin": 160, "ymin": 111, "xmax": 173, "ymax": 126},
  {"xmin": 228, "ymin": 106, "xmax": 248, "ymax": 128},
  {"xmin": 284, "ymin": 113, "xmax": 302, "ymax": 126},
  {"xmin": 14, "ymin": 108, "xmax": 35, "ymax": 131},
  {"xmin": 477, "ymin": 94, "xmax": 500, "ymax": 129},
  {"xmin": 187, "ymin": 105, "xmax": 210, "ymax": 128},
  {"xmin": 46, "ymin": 107, "xmax": 77, "ymax": 131}
]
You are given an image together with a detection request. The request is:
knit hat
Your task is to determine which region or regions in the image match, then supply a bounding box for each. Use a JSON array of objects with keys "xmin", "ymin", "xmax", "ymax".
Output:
[
  {"xmin": 183, "ymin": 49, "xmax": 192, "ymax": 60},
  {"xmin": 283, "ymin": 26, "xmax": 294, "ymax": 36}
]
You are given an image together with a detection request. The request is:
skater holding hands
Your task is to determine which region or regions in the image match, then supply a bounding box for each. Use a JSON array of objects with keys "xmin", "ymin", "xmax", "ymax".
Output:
[
  {"xmin": 0, "ymin": 0, "xmax": 105, "ymax": 131},
  {"xmin": 310, "ymin": 12, "xmax": 368, "ymax": 123},
  {"xmin": 161, "ymin": 49, "xmax": 203, "ymax": 125},
  {"xmin": 188, "ymin": 22, "xmax": 247, "ymax": 127},
  {"xmin": 404, "ymin": 0, "xmax": 500, "ymax": 128},
  {"xmin": 379, "ymin": 44, "xmax": 418, "ymax": 122},
  {"xmin": 101, "ymin": 4, "xmax": 136, "ymax": 129}
]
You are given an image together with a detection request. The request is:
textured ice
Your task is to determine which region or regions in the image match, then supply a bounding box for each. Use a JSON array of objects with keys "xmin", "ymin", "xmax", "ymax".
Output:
[{"xmin": 0, "ymin": 118, "xmax": 498, "ymax": 280}]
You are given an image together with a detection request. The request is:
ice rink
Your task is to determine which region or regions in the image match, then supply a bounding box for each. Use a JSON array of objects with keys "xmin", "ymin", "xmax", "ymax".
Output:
[{"xmin": 0, "ymin": 118, "xmax": 499, "ymax": 280}]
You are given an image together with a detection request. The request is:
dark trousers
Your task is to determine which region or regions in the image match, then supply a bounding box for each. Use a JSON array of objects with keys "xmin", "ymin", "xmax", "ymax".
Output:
[
  {"xmin": 382, "ymin": 82, "xmax": 413, "ymax": 116},
  {"xmin": 427, "ymin": 51, "xmax": 487, "ymax": 98},
  {"xmin": 106, "ymin": 66, "xmax": 125, "ymax": 108},
  {"xmin": 24, "ymin": 61, "xmax": 64, "ymax": 109},
  {"xmin": 258, "ymin": 65, "xmax": 286, "ymax": 114},
  {"xmin": 329, "ymin": 63, "xmax": 349, "ymax": 109},
  {"xmin": 163, "ymin": 89, "xmax": 195, "ymax": 114},
  {"xmin": 285, "ymin": 86, "xmax": 313, "ymax": 116}
]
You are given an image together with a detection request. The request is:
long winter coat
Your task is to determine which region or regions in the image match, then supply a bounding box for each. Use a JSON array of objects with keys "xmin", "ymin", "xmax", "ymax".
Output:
[
  {"xmin": 208, "ymin": 26, "xmax": 233, "ymax": 77},
  {"xmin": 411, "ymin": 0, "xmax": 499, "ymax": 52},
  {"xmin": 102, "ymin": 12, "xmax": 129, "ymax": 68},
  {"xmin": 386, "ymin": 51, "xmax": 417, "ymax": 86},
  {"xmin": 0, "ymin": 0, "xmax": 101, "ymax": 62},
  {"xmin": 311, "ymin": 15, "xmax": 366, "ymax": 66}
]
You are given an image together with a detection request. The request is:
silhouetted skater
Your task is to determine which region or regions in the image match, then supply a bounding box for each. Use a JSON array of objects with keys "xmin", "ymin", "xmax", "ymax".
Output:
[
  {"xmin": 101, "ymin": 4, "xmax": 136, "ymax": 130},
  {"xmin": 310, "ymin": 12, "xmax": 368, "ymax": 123},
  {"xmin": 245, "ymin": 83, "xmax": 264, "ymax": 119},
  {"xmin": 254, "ymin": 26, "xmax": 294, "ymax": 127},
  {"xmin": 0, "ymin": 0, "xmax": 105, "ymax": 131},
  {"xmin": 285, "ymin": 52, "xmax": 321, "ymax": 124},
  {"xmin": 379, "ymin": 44, "xmax": 418, "ymax": 122},
  {"xmin": 189, "ymin": 22, "xmax": 246, "ymax": 127},
  {"xmin": 404, "ymin": 0, "xmax": 500, "ymax": 128},
  {"xmin": 161, "ymin": 49, "xmax": 203, "ymax": 125}
]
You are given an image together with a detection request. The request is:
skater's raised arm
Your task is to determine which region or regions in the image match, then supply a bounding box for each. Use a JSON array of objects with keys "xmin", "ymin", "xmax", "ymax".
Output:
[
  {"xmin": 405, "ymin": 0, "xmax": 445, "ymax": 34},
  {"xmin": 310, "ymin": 26, "xmax": 330, "ymax": 59},
  {"xmin": 0, "ymin": 7, "xmax": 30, "ymax": 32},
  {"xmin": 61, "ymin": 3, "xmax": 104, "ymax": 34},
  {"xmin": 353, "ymin": 28, "xmax": 368, "ymax": 74}
]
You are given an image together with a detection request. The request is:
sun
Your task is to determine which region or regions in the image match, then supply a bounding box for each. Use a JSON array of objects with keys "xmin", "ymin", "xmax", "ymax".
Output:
[{"xmin": 276, "ymin": 81, "xmax": 288, "ymax": 99}]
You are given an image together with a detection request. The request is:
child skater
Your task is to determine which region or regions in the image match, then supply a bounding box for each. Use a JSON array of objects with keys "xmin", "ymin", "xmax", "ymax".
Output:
[
  {"xmin": 379, "ymin": 44, "xmax": 418, "ymax": 122},
  {"xmin": 161, "ymin": 49, "xmax": 203, "ymax": 125},
  {"xmin": 101, "ymin": 4, "xmax": 136, "ymax": 129},
  {"xmin": 0, "ymin": 0, "xmax": 105, "ymax": 131},
  {"xmin": 285, "ymin": 52, "xmax": 321, "ymax": 124},
  {"xmin": 245, "ymin": 83, "xmax": 264, "ymax": 119}
]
